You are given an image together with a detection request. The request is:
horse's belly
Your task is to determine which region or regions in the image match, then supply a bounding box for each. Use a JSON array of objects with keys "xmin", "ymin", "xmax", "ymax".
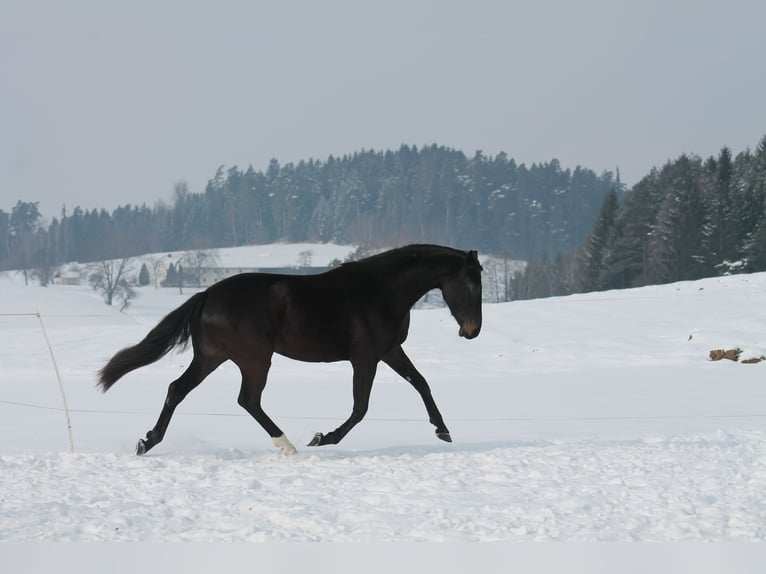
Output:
[
  {"xmin": 273, "ymin": 330, "xmax": 348, "ymax": 363},
  {"xmin": 275, "ymin": 344, "xmax": 347, "ymax": 363}
]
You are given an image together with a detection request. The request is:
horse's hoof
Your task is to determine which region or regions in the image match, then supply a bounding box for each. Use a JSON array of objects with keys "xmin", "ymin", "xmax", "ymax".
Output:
[
  {"xmin": 273, "ymin": 434, "xmax": 298, "ymax": 456},
  {"xmin": 135, "ymin": 439, "xmax": 147, "ymax": 455},
  {"xmin": 307, "ymin": 432, "xmax": 324, "ymax": 447},
  {"xmin": 436, "ymin": 431, "xmax": 452, "ymax": 443}
]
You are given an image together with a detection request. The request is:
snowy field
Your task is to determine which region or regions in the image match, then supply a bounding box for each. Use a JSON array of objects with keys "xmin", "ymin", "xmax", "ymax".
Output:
[{"xmin": 2, "ymin": 244, "xmax": 766, "ymax": 561}]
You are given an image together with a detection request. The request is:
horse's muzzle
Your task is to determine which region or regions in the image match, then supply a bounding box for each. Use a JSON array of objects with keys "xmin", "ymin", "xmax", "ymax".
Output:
[{"xmin": 459, "ymin": 322, "xmax": 481, "ymax": 339}]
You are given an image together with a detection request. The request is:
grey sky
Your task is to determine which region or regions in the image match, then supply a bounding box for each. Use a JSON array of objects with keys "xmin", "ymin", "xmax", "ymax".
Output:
[{"xmin": 2, "ymin": 0, "xmax": 764, "ymax": 218}]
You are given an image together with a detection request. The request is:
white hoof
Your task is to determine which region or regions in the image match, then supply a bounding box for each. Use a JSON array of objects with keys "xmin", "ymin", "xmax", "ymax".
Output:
[{"xmin": 272, "ymin": 434, "xmax": 297, "ymax": 456}]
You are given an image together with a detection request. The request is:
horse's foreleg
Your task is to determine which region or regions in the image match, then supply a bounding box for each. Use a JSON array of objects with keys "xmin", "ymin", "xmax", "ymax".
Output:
[
  {"xmin": 382, "ymin": 345, "xmax": 451, "ymax": 443},
  {"xmin": 308, "ymin": 360, "xmax": 377, "ymax": 447},
  {"xmin": 237, "ymin": 357, "xmax": 297, "ymax": 456},
  {"xmin": 137, "ymin": 354, "xmax": 221, "ymax": 455}
]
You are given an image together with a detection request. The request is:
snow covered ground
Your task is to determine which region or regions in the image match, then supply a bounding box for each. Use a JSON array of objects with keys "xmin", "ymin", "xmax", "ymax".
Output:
[{"xmin": 2, "ymin": 244, "xmax": 766, "ymax": 550}]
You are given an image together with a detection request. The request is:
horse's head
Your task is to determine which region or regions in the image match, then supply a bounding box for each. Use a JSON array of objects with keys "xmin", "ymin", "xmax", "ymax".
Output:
[{"xmin": 441, "ymin": 250, "xmax": 483, "ymax": 340}]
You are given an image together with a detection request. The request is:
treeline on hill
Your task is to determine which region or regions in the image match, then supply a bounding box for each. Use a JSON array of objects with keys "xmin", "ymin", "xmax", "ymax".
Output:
[
  {"xmin": 6, "ymin": 137, "xmax": 764, "ymax": 301},
  {"xmin": 517, "ymin": 135, "xmax": 766, "ymax": 300},
  {"xmin": 0, "ymin": 144, "xmax": 617, "ymax": 278}
]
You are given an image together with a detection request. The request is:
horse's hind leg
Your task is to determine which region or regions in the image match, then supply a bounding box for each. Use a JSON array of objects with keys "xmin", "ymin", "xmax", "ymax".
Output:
[
  {"xmin": 382, "ymin": 345, "xmax": 452, "ymax": 442},
  {"xmin": 236, "ymin": 355, "xmax": 297, "ymax": 456},
  {"xmin": 137, "ymin": 354, "xmax": 222, "ymax": 455}
]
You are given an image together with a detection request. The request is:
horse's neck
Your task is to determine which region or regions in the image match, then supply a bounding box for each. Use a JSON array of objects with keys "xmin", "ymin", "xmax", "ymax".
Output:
[{"xmin": 388, "ymin": 259, "xmax": 451, "ymax": 312}]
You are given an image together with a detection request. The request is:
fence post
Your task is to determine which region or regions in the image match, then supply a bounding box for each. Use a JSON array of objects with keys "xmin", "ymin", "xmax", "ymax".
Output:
[{"xmin": 36, "ymin": 311, "xmax": 75, "ymax": 453}]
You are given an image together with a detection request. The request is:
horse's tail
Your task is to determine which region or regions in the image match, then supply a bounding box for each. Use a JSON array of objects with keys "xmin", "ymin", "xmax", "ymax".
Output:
[{"xmin": 98, "ymin": 291, "xmax": 208, "ymax": 392}]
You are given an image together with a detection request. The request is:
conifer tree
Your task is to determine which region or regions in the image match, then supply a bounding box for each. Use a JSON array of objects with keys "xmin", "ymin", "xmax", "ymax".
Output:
[
  {"xmin": 138, "ymin": 263, "xmax": 151, "ymax": 286},
  {"xmin": 576, "ymin": 187, "xmax": 618, "ymax": 292},
  {"xmin": 646, "ymin": 155, "xmax": 710, "ymax": 283},
  {"xmin": 598, "ymin": 170, "xmax": 663, "ymax": 289}
]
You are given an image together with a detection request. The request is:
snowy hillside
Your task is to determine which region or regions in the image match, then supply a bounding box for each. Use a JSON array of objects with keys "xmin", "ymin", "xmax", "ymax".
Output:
[{"xmin": 2, "ymin": 250, "xmax": 766, "ymax": 543}]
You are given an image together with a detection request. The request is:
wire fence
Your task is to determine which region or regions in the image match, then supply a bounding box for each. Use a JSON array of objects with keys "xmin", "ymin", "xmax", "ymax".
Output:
[{"xmin": 3, "ymin": 396, "xmax": 766, "ymax": 425}]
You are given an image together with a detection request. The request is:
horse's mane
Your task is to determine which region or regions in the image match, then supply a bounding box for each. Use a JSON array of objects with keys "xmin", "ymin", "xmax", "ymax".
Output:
[{"xmin": 343, "ymin": 244, "xmax": 465, "ymax": 271}]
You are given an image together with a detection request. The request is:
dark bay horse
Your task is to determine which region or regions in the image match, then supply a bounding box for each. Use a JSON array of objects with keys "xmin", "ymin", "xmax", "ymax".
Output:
[{"xmin": 99, "ymin": 244, "xmax": 483, "ymax": 455}]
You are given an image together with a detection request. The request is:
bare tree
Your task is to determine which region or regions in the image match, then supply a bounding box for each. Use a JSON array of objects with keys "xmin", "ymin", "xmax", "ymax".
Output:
[
  {"xmin": 297, "ymin": 250, "xmax": 313, "ymax": 268},
  {"xmin": 89, "ymin": 258, "xmax": 136, "ymax": 311},
  {"xmin": 30, "ymin": 263, "xmax": 59, "ymax": 287},
  {"xmin": 182, "ymin": 248, "xmax": 221, "ymax": 287},
  {"xmin": 483, "ymin": 253, "xmax": 524, "ymax": 303}
]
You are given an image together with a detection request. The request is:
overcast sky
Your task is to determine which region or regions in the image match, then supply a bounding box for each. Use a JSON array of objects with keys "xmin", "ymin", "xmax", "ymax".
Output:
[{"xmin": 1, "ymin": 0, "xmax": 764, "ymax": 218}]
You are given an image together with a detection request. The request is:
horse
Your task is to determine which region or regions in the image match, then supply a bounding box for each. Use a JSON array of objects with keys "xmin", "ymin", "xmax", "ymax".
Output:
[{"xmin": 98, "ymin": 244, "xmax": 483, "ymax": 455}]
